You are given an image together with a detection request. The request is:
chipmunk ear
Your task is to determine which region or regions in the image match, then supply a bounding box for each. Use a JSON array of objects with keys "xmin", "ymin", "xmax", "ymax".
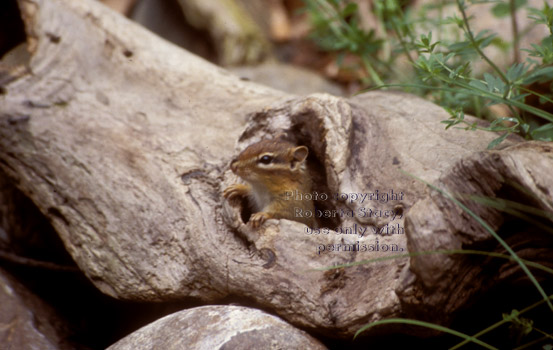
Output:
[{"xmin": 291, "ymin": 146, "xmax": 309, "ymax": 163}]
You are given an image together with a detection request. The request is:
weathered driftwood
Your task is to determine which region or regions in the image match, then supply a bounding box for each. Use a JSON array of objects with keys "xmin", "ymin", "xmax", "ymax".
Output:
[{"xmin": 1, "ymin": 0, "xmax": 552, "ymax": 339}]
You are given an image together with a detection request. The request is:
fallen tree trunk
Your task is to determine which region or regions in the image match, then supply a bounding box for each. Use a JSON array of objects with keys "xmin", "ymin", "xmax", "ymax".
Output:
[{"xmin": 1, "ymin": 0, "xmax": 552, "ymax": 339}]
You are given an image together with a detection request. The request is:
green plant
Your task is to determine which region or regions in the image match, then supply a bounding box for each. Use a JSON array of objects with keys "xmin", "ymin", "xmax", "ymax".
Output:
[
  {"xmin": 303, "ymin": 3, "xmax": 553, "ymax": 346},
  {"xmin": 303, "ymin": 0, "xmax": 553, "ymax": 148},
  {"xmin": 302, "ymin": 0, "xmax": 386, "ymax": 85}
]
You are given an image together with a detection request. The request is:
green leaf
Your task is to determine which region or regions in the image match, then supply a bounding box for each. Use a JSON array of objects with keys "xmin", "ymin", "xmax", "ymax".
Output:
[
  {"xmin": 416, "ymin": 33, "xmax": 440, "ymax": 53},
  {"xmin": 444, "ymin": 15, "xmax": 464, "ymax": 27},
  {"xmin": 492, "ymin": 0, "xmax": 527, "ymax": 18},
  {"xmin": 484, "ymin": 73, "xmax": 496, "ymax": 92},
  {"xmin": 489, "ymin": 117, "xmax": 518, "ymax": 130},
  {"xmin": 487, "ymin": 132, "xmax": 510, "ymax": 149},
  {"xmin": 528, "ymin": 1, "xmax": 553, "ymax": 31},
  {"xmin": 449, "ymin": 40, "xmax": 473, "ymax": 55},
  {"xmin": 530, "ymin": 122, "xmax": 553, "ymax": 141},
  {"xmin": 492, "ymin": 3, "xmax": 510, "ymax": 18},
  {"xmin": 509, "ymin": 93, "xmax": 530, "ymax": 101},
  {"xmin": 469, "ymin": 80, "xmax": 488, "ymax": 91},
  {"xmin": 502, "ymin": 309, "xmax": 520, "ymax": 321},
  {"xmin": 466, "ymin": 121, "xmax": 478, "ymax": 131},
  {"xmin": 477, "ymin": 31, "xmax": 497, "ymax": 49},
  {"xmin": 523, "ymin": 66, "xmax": 553, "ymax": 84},
  {"xmin": 341, "ymin": 2, "xmax": 358, "ymax": 17},
  {"xmin": 484, "ymin": 73, "xmax": 506, "ymax": 93},
  {"xmin": 442, "ymin": 120, "xmax": 459, "ymax": 129},
  {"xmin": 506, "ymin": 62, "xmax": 528, "ymax": 82}
]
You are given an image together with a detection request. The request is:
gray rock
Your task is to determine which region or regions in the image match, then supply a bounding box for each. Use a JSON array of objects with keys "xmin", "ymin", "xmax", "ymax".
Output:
[
  {"xmin": 0, "ymin": 268, "xmax": 67, "ymax": 350},
  {"xmin": 107, "ymin": 305, "xmax": 327, "ymax": 350}
]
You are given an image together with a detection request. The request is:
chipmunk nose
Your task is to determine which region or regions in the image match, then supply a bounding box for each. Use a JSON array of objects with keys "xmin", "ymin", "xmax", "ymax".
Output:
[{"xmin": 230, "ymin": 158, "xmax": 238, "ymax": 173}]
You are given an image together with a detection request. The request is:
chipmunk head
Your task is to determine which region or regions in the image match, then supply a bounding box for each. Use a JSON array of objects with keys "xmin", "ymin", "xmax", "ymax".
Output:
[{"xmin": 230, "ymin": 138, "xmax": 309, "ymax": 186}]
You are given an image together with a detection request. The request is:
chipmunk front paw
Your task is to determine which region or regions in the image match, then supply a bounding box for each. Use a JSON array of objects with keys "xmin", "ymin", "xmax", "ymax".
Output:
[
  {"xmin": 249, "ymin": 212, "xmax": 272, "ymax": 228},
  {"xmin": 223, "ymin": 184, "xmax": 250, "ymax": 205}
]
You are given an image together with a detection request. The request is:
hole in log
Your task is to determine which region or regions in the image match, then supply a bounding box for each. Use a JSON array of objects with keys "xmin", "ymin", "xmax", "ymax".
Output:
[
  {"xmin": 305, "ymin": 142, "xmax": 342, "ymax": 230},
  {"xmin": 290, "ymin": 118, "xmax": 342, "ymax": 230},
  {"xmin": 0, "ymin": 0, "xmax": 26, "ymax": 58}
]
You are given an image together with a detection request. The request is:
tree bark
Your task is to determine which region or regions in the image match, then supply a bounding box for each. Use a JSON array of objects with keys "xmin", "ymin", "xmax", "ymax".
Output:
[{"xmin": 1, "ymin": 0, "xmax": 551, "ymax": 338}]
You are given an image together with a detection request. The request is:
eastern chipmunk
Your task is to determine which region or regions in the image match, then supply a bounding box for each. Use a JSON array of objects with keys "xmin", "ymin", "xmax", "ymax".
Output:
[{"xmin": 224, "ymin": 137, "xmax": 316, "ymax": 228}]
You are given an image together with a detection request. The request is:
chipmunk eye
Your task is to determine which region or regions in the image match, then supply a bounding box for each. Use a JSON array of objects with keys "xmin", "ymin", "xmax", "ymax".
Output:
[{"xmin": 258, "ymin": 155, "xmax": 273, "ymax": 164}]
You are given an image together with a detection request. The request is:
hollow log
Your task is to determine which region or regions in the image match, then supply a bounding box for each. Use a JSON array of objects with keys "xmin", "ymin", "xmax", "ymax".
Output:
[{"xmin": 1, "ymin": 0, "xmax": 552, "ymax": 339}]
